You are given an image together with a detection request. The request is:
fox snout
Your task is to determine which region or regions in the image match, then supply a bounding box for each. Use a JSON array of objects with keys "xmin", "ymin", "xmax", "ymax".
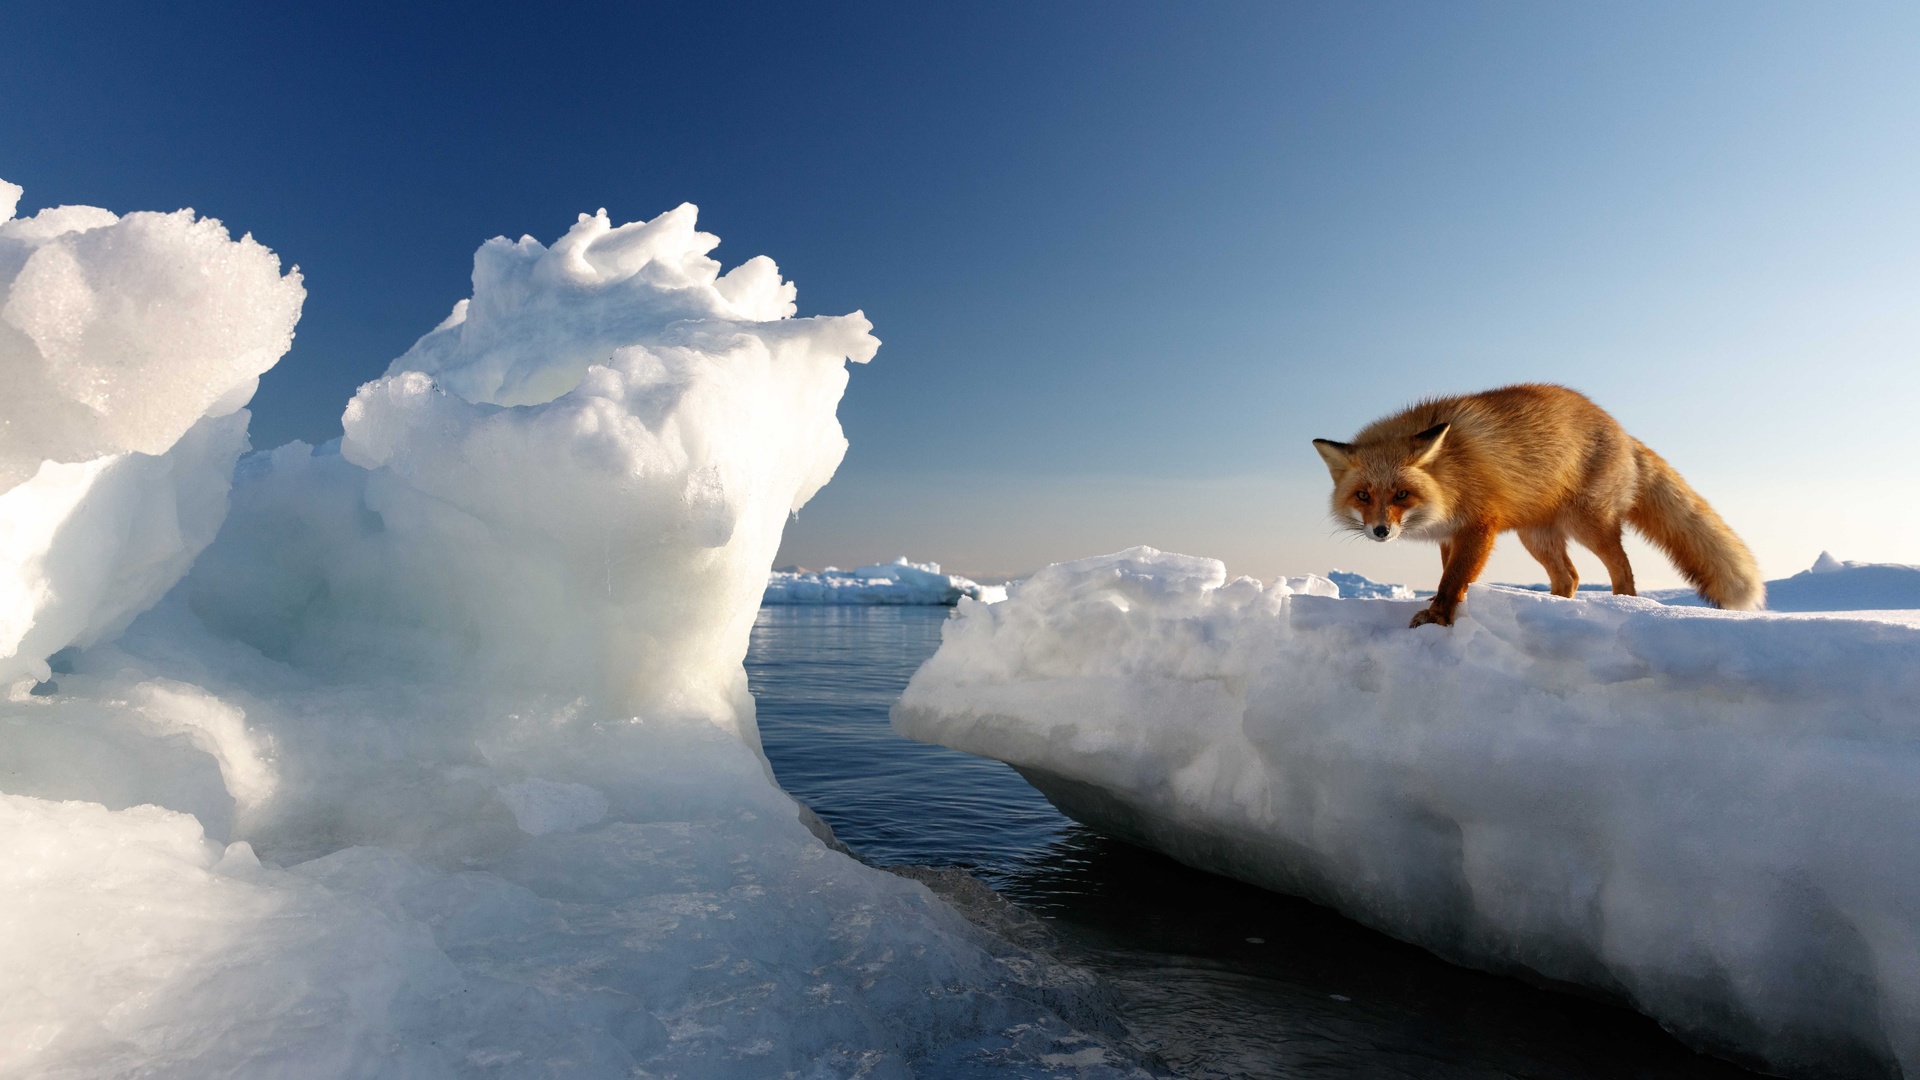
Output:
[{"xmin": 1369, "ymin": 522, "xmax": 1399, "ymax": 542}]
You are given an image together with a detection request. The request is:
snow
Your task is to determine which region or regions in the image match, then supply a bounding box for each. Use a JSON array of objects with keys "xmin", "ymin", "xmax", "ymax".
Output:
[
  {"xmin": 0, "ymin": 184, "xmax": 1130, "ymax": 1077},
  {"xmin": 764, "ymin": 558, "xmax": 1005, "ymax": 605},
  {"xmin": 895, "ymin": 545, "xmax": 1920, "ymax": 1077},
  {"xmin": 1652, "ymin": 551, "xmax": 1920, "ymax": 612}
]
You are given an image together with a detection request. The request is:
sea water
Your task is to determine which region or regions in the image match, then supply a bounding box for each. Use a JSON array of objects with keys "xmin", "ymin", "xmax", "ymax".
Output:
[{"xmin": 748, "ymin": 605, "xmax": 1762, "ymax": 1078}]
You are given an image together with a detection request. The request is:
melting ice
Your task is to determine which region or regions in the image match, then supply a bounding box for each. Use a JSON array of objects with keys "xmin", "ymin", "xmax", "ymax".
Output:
[{"xmin": 0, "ymin": 184, "xmax": 1134, "ymax": 1077}]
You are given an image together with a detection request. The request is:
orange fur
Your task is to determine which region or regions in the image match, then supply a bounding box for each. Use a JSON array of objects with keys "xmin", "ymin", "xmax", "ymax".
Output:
[{"xmin": 1312, "ymin": 384, "xmax": 1763, "ymax": 628}]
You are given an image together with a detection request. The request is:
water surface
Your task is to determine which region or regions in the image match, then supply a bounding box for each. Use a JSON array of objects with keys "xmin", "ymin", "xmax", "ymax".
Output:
[{"xmin": 748, "ymin": 605, "xmax": 1760, "ymax": 1079}]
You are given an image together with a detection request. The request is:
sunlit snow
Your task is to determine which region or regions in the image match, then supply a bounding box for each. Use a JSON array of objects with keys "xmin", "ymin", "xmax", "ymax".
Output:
[{"xmin": 896, "ymin": 546, "xmax": 1920, "ymax": 1077}]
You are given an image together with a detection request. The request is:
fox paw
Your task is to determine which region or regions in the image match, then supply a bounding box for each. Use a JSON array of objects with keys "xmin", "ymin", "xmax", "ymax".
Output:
[{"xmin": 1409, "ymin": 607, "xmax": 1454, "ymax": 629}]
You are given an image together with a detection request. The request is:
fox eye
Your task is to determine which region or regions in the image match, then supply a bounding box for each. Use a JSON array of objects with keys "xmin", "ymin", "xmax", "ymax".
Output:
[
  {"xmin": 1355, "ymin": 491, "xmax": 1371, "ymax": 503},
  {"xmin": 1394, "ymin": 490, "xmax": 1410, "ymax": 501}
]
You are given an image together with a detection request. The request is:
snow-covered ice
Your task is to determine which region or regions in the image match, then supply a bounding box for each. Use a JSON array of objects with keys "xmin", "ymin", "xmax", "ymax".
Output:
[
  {"xmin": 895, "ymin": 546, "xmax": 1920, "ymax": 1078},
  {"xmin": 764, "ymin": 558, "xmax": 1005, "ymax": 605},
  {"xmin": 0, "ymin": 184, "xmax": 1133, "ymax": 1077},
  {"xmin": 1653, "ymin": 551, "xmax": 1920, "ymax": 613}
]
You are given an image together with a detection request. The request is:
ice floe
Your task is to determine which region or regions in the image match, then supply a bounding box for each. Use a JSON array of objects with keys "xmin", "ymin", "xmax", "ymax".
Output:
[
  {"xmin": 764, "ymin": 558, "xmax": 1005, "ymax": 605},
  {"xmin": 896, "ymin": 545, "xmax": 1920, "ymax": 1077}
]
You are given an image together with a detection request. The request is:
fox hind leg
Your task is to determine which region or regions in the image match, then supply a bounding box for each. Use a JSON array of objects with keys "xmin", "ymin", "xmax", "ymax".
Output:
[
  {"xmin": 1571, "ymin": 519, "xmax": 1637, "ymax": 596},
  {"xmin": 1519, "ymin": 527, "xmax": 1579, "ymax": 597}
]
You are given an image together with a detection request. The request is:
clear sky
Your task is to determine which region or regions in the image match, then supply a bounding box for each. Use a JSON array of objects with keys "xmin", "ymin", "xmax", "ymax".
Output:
[{"xmin": 6, "ymin": 2, "xmax": 1916, "ymax": 588}]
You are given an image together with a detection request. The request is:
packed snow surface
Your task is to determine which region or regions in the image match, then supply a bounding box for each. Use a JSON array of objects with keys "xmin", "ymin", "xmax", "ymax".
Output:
[
  {"xmin": 895, "ymin": 546, "xmax": 1920, "ymax": 1078},
  {"xmin": 764, "ymin": 558, "xmax": 1005, "ymax": 605},
  {"xmin": 0, "ymin": 185, "xmax": 1131, "ymax": 1077}
]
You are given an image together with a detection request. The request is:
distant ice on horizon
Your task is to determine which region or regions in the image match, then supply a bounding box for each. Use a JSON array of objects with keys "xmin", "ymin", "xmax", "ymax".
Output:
[
  {"xmin": 1651, "ymin": 550, "xmax": 1920, "ymax": 612},
  {"xmin": 764, "ymin": 558, "xmax": 1006, "ymax": 605}
]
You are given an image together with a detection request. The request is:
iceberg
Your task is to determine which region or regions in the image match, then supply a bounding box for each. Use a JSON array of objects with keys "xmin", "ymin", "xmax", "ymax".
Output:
[
  {"xmin": 764, "ymin": 558, "xmax": 1005, "ymax": 605},
  {"xmin": 894, "ymin": 546, "xmax": 1920, "ymax": 1078},
  {"xmin": 0, "ymin": 185, "xmax": 1127, "ymax": 1076}
]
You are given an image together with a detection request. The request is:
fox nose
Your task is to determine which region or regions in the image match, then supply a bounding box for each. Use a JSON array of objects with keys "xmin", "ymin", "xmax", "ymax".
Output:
[{"xmin": 1372, "ymin": 525, "xmax": 1391, "ymax": 539}]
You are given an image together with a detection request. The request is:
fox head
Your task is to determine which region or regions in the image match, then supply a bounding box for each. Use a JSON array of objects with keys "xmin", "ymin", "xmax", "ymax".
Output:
[{"xmin": 1312, "ymin": 422, "xmax": 1451, "ymax": 543}]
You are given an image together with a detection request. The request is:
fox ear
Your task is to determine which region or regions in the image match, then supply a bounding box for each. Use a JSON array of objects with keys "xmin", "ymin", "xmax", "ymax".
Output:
[
  {"xmin": 1312, "ymin": 439, "xmax": 1355, "ymax": 479},
  {"xmin": 1407, "ymin": 423, "xmax": 1450, "ymax": 467}
]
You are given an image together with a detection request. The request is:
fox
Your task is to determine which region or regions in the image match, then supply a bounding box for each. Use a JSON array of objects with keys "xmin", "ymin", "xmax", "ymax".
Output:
[{"xmin": 1312, "ymin": 383, "xmax": 1763, "ymax": 628}]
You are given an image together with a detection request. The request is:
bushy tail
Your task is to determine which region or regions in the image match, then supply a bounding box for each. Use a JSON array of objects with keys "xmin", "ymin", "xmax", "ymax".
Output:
[{"xmin": 1626, "ymin": 441, "xmax": 1764, "ymax": 609}]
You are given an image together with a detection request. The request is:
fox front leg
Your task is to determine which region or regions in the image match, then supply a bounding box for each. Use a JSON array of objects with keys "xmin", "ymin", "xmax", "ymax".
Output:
[{"xmin": 1411, "ymin": 524, "xmax": 1496, "ymax": 628}]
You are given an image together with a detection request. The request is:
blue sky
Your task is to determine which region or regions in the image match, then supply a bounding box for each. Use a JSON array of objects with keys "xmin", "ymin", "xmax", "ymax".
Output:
[{"xmin": 6, "ymin": 2, "xmax": 1917, "ymax": 586}]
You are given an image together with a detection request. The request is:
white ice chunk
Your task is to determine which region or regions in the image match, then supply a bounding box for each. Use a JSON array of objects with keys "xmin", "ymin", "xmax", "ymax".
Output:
[
  {"xmin": 0, "ymin": 203, "xmax": 119, "ymax": 243},
  {"xmin": 0, "ymin": 191, "xmax": 303, "ymax": 481},
  {"xmin": 764, "ymin": 557, "xmax": 1002, "ymax": 605},
  {"xmin": 0, "ymin": 411, "xmax": 250, "ymax": 685},
  {"xmin": 0, "ymin": 180, "xmax": 302, "ymax": 684},
  {"xmin": 3, "ymin": 200, "xmax": 1114, "ymax": 1074},
  {"xmin": 896, "ymin": 546, "xmax": 1920, "ymax": 1077},
  {"xmin": 386, "ymin": 205, "xmax": 816, "ymax": 408},
  {"xmin": 1281, "ymin": 573, "xmax": 1341, "ymax": 598}
]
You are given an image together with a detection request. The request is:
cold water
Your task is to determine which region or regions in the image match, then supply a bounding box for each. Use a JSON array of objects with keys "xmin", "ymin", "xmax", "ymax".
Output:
[{"xmin": 748, "ymin": 605, "xmax": 1761, "ymax": 1078}]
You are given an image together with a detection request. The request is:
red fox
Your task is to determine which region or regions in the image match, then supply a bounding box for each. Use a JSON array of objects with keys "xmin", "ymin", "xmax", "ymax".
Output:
[{"xmin": 1312, "ymin": 383, "xmax": 1763, "ymax": 628}]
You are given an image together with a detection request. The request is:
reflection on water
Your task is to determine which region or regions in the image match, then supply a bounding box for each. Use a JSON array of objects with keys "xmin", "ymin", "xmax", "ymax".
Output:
[
  {"xmin": 748, "ymin": 605, "xmax": 1759, "ymax": 1079},
  {"xmin": 986, "ymin": 831, "xmax": 1762, "ymax": 1079},
  {"xmin": 748, "ymin": 604, "xmax": 1066, "ymax": 866}
]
